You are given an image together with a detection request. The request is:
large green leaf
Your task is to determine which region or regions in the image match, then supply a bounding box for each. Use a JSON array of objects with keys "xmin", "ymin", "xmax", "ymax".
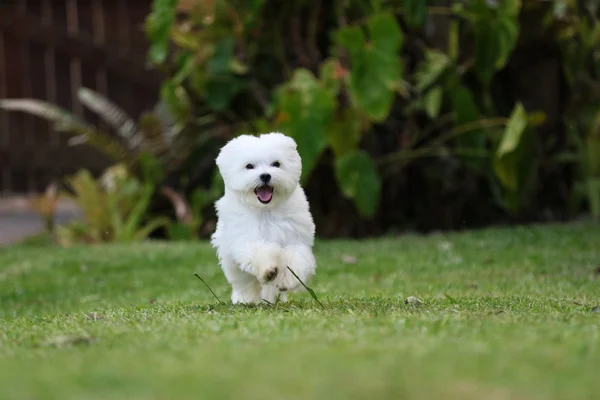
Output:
[
  {"xmin": 276, "ymin": 69, "xmax": 336, "ymax": 181},
  {"xmin": 471, "ymin": 1, "xmax": 520, "ymax": 85},
  {"xmin": 335, "ymin": 150, "xmax": 382, "ymax": 217},
  {"xmin": 328, "ymin": 108, "xmax": 363, "ymax": 157},
  {"xmin": 335, "ymin": 13, "xmax": 403, "ymax": 121},
  {"xmin": 335, "ymin": 26, "xmax": 365, "ymax": 60}
]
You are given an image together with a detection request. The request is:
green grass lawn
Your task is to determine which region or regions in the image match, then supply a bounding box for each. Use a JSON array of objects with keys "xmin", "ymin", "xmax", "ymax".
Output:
[{"xmin": 1, "ymin": 223, "xmax": 599, "ymax": 400}]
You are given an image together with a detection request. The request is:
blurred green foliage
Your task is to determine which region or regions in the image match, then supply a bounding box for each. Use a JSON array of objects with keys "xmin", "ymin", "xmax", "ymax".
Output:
[
  {"xmin": 3, "ymin": 0, "xmax": 600, "ymax": 239},
  {"xmin": 149, "ymin": 0, "xmax": 598, "ymax": 234},
  {"xmin": 55, "ymin": 164, "xmax": 170, "ymax": 246}
]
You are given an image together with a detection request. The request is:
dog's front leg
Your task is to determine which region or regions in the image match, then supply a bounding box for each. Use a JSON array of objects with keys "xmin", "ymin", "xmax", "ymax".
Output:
[
  {"xmin": 232, "ymin": 240, "xmax": 283, "ymax": 285},
  {"xmin": 220, "ymin": 257, "xmax": 262, "ymax": 304},
  {"xmin": 276, "ymin": 244, "xmax": 317, "ymax": 293}
]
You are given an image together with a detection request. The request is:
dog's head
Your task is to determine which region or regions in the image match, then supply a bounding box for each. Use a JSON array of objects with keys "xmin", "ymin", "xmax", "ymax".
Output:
[{"xmin": 216, "ymin": 132, "xmax": 302, "ymax": 207}]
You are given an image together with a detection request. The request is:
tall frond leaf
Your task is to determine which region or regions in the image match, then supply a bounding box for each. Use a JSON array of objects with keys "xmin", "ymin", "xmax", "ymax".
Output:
[
  {"xmin": 77, "ymin": 87, "xmax": 138, "ymax": 145},
  {"xmin": 0, "ymin": 99, "xmax": 89, "ymax": 131}
]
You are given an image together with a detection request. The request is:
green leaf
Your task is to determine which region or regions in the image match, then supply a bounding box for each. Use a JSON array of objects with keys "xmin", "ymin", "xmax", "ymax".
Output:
[
  {"xmin": 276, "ymin": 69, "xmax": 336, "ymax": 181},
  {"xmin": 328, "ymin": 108, "xmax": 363, "ymax": 157},
  {"xmin": 498, "ymin": 0, "xmax": 521, "ymax": 17},
  {"xmin": 319, "ymin": 58, "xmax": 344, "ymax": 94},
  {"xmin": 335, "ymin": 26, "xmax": 365, "ymax": 60},
  {"xmin": 335, "ymin": 150, "xmax": 381, "ymax": 217},
  {"xmin": 452, "ymin": 87, "xmax": 480, "ymax": 126},
  {"xmin": 145, "ymin": 0, "xmax": 178, "ymax": 64},
  {"xmin": 204, "ymin": 78, "xmax": 244, "ymax": 111},
  {"xmin": 424, "ymin": 86, "xmax": 443, "ymax": 119},
  {"xmin": 134, "ymin": 217, "xmax": 171, "ymax": 241},
  {"xmin": 414, "ymin": 49, "xmax": 451, "ymax": 92},
  {"xmin": 493, "ymin": 103, "xmax": 529, "ymax": 191},
  {"xmin": 471, "ymin": 2, "xmax": 520, "ymax": 85},
  {"xmin": 335, "ymin": 13, "xmax": 403, "ymax": 121},
  {"xmin": 497, "ymin": 103, "xmax": 527, "ymax": 156},
  {"xmin": 368, "ymin": 13, "xmax": 404, "ymax": 54},
  {"xmin": 495, "ymin": 17, "xmax": 519, "ymax": 69},
  {"xmin": 474, "ymin": 20, "xmax": 501, "ymax": 85},
  {"xmin": 138, "ymin": 152, "xmax": 165, "ymax": 185},
  {"xmin": 173, "ymin": 53, "xmax": 198, "ymax": 85},
  {"xmin": 160, "ymin": 80, "xmax": 192, "ymax": 121},
  {"xmin": 204, "ymin": 37, "xmax": 245, "ymax": 111},
  {"xmin": 451, "ymin": 86, "xmax": 487, "ymax": 159},
  {"xmin": 121, "ymin": 183, "xmax": 156, "ymax": 241},
  {"xmin": 402, "ymin": 0, "xmax": 428, "ymax": 28}
]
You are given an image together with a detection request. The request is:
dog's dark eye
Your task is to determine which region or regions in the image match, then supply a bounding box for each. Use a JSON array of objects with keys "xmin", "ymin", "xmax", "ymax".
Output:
[
  {"xmin": 245, "ymin": 164, "xmax": 255, "ymax": 170},
  {"xmin": 271, "ymin": 161, "xmax": 281, "ymax": 168}
]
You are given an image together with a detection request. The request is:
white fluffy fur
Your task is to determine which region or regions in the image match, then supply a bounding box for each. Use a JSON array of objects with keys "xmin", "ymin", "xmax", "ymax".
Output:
[{"xmin": 211, "ymin": 132, "xmax": 316, "ymax": 304}]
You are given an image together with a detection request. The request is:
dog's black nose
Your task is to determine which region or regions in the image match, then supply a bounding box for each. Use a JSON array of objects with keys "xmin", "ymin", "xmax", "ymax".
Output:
[{"xmin": 259, "ymin": 173, "xmax": 271, "ymax": 183}]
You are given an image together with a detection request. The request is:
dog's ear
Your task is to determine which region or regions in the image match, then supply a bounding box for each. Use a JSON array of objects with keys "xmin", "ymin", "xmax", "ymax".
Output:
[
  {"xmin": 265, "ymin": 132, "xmax": 297, "ymax": 151},
  {"xmin": 215, "ymin": 142, "xmax": 229, "ymax": 169},
  {"xmin": 216, "ymin": 135, "xmax": 251, "ymax": 169}
]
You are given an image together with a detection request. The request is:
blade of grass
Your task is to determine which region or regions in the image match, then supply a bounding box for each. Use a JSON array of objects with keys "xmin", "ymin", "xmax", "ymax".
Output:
[
  {"xmin": 444, "ymin": 292, "xmax": 458, "ymax": 304},
  {"xmin": 287, "ymin": 267, "xmax": 325, "ymax": 309},
  {"xmin": 193, "ymin": 273, "xmax": 223, "ymax": 304}
]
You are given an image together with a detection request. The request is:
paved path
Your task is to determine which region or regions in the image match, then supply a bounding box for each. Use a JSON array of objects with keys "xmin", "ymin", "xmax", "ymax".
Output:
[{"xmin": 0, "ymin": 196, "xmax": 81, "ymax": 246}]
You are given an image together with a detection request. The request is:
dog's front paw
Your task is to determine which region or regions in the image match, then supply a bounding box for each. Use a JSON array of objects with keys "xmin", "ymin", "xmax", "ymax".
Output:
[
  {"xmin": 247, "ymin": 243, "xmax": 283, "ymax": 283},
  {"xmin": 261, "ymin": 266, "xmax": 279, "ymax": 283}
]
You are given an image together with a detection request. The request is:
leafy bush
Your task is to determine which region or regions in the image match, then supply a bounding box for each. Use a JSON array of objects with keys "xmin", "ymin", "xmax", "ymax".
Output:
[
  {"xmin": 149, "ymin": 0, "xmax": 590, "ymax": 235},
  {"xmin": 4, "ymin": 0, "xmax": 600, "ymax": 239},
  {"xmin": 551, "ymin": 4, "xmax": 600, "ymax": 218},
  {"xmin": 55, "ymin": 164, "xmax": 170, "ymax": 246}
]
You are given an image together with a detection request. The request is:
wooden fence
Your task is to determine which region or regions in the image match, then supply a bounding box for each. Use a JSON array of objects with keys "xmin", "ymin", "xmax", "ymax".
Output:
[{"xmin": 0, "ymin": 0, "xmax": 162, "ymax": 193}]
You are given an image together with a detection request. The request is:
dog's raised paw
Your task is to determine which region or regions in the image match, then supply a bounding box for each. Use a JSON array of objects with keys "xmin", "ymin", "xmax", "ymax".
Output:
[{"xmin": 262, "ymin": 267, "xmax": 278, "ymax": 282}]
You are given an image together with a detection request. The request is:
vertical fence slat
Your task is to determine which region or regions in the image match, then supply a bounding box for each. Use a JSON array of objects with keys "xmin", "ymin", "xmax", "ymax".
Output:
[
  {"xmin": 17, "ymin": 0, "xmax": 37, "ymax": 191},
  {"xmin": 66, "ymin": 0, "xmax": 82, "ymax": 117},
  {"xmin": 42, "ymin": 0, "xmax": 59, "ymax": 149},
  {"xmin": 0, "ymin": 1, "xmax": 160, "ymax": 193},
  {"xmin": 117, "ymin": 0, "xmax": 131, "ymax": 57},
  {"xmin": 92, "ymin": 0, "xmax": 108, "ymax": 96},
  {"xmin": 0, "ymin": 33, "xmax": 11, "ymax": 193}
]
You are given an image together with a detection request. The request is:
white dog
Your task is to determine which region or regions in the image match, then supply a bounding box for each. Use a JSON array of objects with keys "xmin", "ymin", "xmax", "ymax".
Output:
[{"xmin": 211, "ymin": 132, "xmax": 317, "ymax": 304}]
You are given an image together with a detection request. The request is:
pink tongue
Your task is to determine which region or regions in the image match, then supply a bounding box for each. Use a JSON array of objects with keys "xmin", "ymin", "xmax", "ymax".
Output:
[{"xmin": 256, "ymin": 186, "xmax": 273, "ymax": 202}]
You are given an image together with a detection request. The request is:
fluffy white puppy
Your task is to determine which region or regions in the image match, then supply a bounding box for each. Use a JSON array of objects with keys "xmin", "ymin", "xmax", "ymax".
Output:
[{"xmin": 211, "ymin": 132, "xmax": 316, "ymax": 304}]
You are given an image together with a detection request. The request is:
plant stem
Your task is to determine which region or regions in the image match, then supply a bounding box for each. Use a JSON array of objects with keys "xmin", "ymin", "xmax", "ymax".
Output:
[{"xmin": 193, "ymin": 273, "xmax": 224, "ymax": 304}]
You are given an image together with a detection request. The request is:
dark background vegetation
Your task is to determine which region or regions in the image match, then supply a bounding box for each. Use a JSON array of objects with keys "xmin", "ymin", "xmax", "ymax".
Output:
[{"xmin": 1, "ymin": 0, "xmax": 599, "ymax": 242}]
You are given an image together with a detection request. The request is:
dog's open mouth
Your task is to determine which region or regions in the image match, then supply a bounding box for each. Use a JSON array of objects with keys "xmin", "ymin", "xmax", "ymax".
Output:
[{"xmin": 255, "ymin": 185, "xmax": 274, "ymax": 204}]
